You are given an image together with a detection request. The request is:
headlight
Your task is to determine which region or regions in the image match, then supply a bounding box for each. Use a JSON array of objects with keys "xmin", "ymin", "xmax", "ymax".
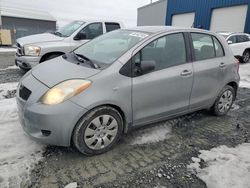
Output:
[
  {"xmin": 42, "ymin": 80, "xmax": 91, "ymax": 105},
  {"xmin": 24, "ymin": 45, "xmax": 41, "ymax": 56}
]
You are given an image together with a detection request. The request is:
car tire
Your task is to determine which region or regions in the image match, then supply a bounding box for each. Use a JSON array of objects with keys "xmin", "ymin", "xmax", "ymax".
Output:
[
  {"xmin": 19, "ymin": 67, "xmax": 29, "ymax": 74},
  {"xmin": 242, "ymin": 50, "xmax": 250, "ymax": 63},
  {"xmin": 210, "ymin": 85, "xmax": 235, "ymax": 116},
  {"xmin": 73, "ymin": 106, "xmax": 123, "ymax": 156}
]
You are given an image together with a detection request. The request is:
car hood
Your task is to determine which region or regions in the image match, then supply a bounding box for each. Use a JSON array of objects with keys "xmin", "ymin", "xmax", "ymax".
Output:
[
  {"xmin": 32, "ymin": 56, "xmax": 101, "ymax": 88},
  {"xmin": 17, "ymin": 33, "xmax": 64, "ymax": 45}
]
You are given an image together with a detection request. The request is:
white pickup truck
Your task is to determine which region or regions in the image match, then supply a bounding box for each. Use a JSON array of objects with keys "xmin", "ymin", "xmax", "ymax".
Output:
[
  {"xmin": 15, "ymin": 20, "xmax": 123, "ymax": 71},
  {"xmin": 219, "ymin": 32, "xmax": 250, "ymax": 63}
]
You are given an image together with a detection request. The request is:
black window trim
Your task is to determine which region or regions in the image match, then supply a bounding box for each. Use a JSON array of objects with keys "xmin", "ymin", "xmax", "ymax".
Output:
[{"xmin": 189, "ymin": 32, "xmax": 225, "ymax": 62}]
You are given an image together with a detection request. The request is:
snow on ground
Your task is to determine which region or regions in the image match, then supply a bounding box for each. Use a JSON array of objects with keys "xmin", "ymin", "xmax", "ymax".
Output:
[
  {"xmin": 0, "ymin": 65, "xmax": 19, "ymax": 71},
  {"xmin": 64, "ymin": 182, "xmax": 78, "ymax": 188},
  {"xmin": 239, "ymin": 63, "xmax": 250, "ymax": 88},
  {"xmin": 0, "ymin": 47, "xmax": 16, "ymax": 53},
  {"xmin": 0, "ymin": 83, "xmax": 44, "ymax": 188},
  {"xmin": 188, "ymin": 143, "xmax": 250, "ymax": 188},
  {"xmin": 0, "ymin": 82, "xmax": 18, "ymax": 100},
  {"xmin": 130, "ymin": 124, "xmax": 172, "ymax": 145}
]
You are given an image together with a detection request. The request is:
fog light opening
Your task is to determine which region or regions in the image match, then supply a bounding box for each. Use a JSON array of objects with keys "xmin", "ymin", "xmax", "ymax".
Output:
[{"xmin": 41, "ymin": 130, "xmax": 51, "ymax": 137}]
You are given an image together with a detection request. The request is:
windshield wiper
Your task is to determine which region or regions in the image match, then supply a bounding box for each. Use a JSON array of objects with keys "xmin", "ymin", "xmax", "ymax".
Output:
[
  {"xmin": 53, "ymin": 31, "xmax": 62, "ymax": 36},
  {"xmin": 53, "ymin": 31, "xmax": 67, "ymax": 37},
  {"xmin": 73, "ymin": 52, "xmax": 100, "ymax": 69}
]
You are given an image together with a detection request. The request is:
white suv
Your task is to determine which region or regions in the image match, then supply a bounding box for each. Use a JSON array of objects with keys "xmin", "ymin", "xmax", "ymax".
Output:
[{"xmin": 219, "ymin": 32, "xmax": 250, "ymax": 63}]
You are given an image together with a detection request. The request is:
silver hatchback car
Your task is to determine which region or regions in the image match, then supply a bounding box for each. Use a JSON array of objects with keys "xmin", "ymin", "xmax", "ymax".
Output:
[{"xmin": 16, "ymin": 26, "xmax": 240, "ymax": 155}]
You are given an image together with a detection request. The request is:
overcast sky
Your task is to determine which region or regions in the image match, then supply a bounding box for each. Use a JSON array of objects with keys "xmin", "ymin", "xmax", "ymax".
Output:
[{"xmin": 1, "ymin": 0, "xmax": 152, "ymax": 27}]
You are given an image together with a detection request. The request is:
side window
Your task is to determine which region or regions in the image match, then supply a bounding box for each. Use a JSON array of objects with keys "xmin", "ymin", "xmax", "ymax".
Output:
[
  {"xmin": 191, "ymin": 33, "xmax": 215, "ymax": 61},
  {"xmin": 105, "ymin": 22, "xmax": 120, "ymax": 32},
  {"xmin": 238, "ymin": 35, "xmax": 250, "ymax": 43},
  {"xmin": 79, "ymin": 23, "xmax": 103, "ymax": 40},
  {"xmin": 213, "ymin": 37, "xmax": 224, "ymax": 57},
  {"xmin": 227, "ymin": 35, "xmax": 237, "ymax": 44},
  {"xmin": 139, "ymin": 33, "xmax": 186, "ymax": 71}
]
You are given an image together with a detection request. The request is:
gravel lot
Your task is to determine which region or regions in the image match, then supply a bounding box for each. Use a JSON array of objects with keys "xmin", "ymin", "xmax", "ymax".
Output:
[{"xmin": 0, "ymin": 52, "xmax": 250, "ymax": 188}]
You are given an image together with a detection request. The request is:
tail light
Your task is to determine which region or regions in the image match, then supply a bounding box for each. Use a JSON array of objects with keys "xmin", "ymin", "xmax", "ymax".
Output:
[{"xmin": 235, "ymin": 58, "xmax": 240, "ymax": 73}]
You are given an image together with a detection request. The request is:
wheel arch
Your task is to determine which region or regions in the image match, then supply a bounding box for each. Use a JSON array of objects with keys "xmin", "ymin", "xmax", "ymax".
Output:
[
  {"xmin": 40, "ymin": 51, "xmax": 65, "ymax": 63},
  {"xmin": 227, "ymin": 81, "xmax": 238, "ymax": 100},
  {"xmin": 70, "ymin": 103, "xmax": 128, "ymax": 146}
]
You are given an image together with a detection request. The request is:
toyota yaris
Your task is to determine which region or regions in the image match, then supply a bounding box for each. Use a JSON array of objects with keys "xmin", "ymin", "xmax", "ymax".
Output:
[{"xmin": 16, "ymin": 27, "xmax": 240, "ymax": 155}]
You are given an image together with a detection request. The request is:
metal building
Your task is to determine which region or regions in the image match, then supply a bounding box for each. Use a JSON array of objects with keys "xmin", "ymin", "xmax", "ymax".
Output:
[
  {"xmin": 0, "ymin": 7, "xmax": 56, "ymax": 43},
  {"xmin": 138, "ymin": 0, "xmax": 250, "ymax": 33},
  {"xmin": 137, "ymin": 0, "xmax": 168, "ymax": 26}
]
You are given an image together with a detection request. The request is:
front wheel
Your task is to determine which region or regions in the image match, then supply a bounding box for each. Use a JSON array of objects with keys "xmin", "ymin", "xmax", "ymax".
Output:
[
  {"xmin": 210, "ymin": 85, "xmax": 235, "ymax": 116},
  {"xmin": 242, "ymin": 50, "xmax": 250, "ymax": 63},
  {"xmin": 73, "ymin": 106, "xmax": 123, "ymax": 155}
]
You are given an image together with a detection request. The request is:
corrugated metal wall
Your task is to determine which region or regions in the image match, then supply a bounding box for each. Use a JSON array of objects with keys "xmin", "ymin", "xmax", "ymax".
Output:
[
  {"xmin": 166, "ymin": 0, "xmax": 250, "ymax": 33},
  {"xmin": 137, "ymin": 0, "xmax": 167, "ymax": 26},
  {"xmin": 1, "ymin": 16, "xmax": 56, "ymax": 43}
]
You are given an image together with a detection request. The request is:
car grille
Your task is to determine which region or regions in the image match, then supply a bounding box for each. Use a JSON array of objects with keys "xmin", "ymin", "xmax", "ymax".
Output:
[
  {"xmin": 19, "ymin": 85, "xmax": 32, "ymax": 101},
  {"xmin": 16, "ymin": 43, "xmax": 24, "ymax": 56}
]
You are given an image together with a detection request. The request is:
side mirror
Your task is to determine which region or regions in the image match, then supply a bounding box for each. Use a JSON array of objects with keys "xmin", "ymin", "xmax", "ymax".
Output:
[
  {"xmin": 227, "ymin": 40, "xmax": 233, "ymax": 45},
  {"xmin": 74, "ymin": 32, "xmax": 87, "ymax": 40},
  {"xmin": 135, "ymin": 60, "xmax": 156, "ymax": 75}
]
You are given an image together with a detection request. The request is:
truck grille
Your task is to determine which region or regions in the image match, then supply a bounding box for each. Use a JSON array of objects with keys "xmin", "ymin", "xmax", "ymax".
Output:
[
  {"xmin": 19, "ymin": 85, "xmax": 32, "ymax": 101},
  {"xmin": 16, "ymin": 43, "xmax": 24, "ymax": 56}
]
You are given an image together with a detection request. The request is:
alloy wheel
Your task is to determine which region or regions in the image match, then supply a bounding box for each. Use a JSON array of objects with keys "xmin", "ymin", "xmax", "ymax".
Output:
[
  {"xmin": 243, "ymin": 51, "xmax": 250, "ymax": 63},
  {"xmin": 218, "ymin": 90, "xmax": 233, "ymax": 113}
]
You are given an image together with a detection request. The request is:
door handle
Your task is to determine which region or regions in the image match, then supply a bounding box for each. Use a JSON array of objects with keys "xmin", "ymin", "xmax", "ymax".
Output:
[
  {"xmin": 181, "ymin": 70, "xmax": 192, "ymax": 77},
  {"xmin": 219, "ymin": 62, "xmax": 226, "ymax": 68}
]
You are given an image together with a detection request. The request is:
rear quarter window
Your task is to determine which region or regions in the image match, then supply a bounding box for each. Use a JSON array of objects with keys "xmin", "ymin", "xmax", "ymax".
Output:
[
  {"xmin": 105, "ymin": 22, "xmax": 121, "ymax": 32},
  {"xmin": 213, "ymin": 37, "xmax": 225, "ymax": 57}
]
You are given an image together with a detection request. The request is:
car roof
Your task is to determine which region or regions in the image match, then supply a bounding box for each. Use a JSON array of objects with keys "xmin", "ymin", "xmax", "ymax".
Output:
[
  {"xmin": 75, "ymin": 19, "xmax": 123, "ymax": 24},
  {"xmin": 124, "ymin": 26, "xmax": 210, "ymax": 34},
  {"xmin": 218, "ymin": 31, "xmax": 249, "ymax": 36}
]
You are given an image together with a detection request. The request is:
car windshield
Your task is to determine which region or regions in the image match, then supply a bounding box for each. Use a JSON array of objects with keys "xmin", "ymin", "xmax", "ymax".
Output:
[
  {"xmin": 54, "ymin": 21, "xmax": 85, "ymax": 37},
  {"xmin": 74, "ymin": 30, "xmax": 150, "ymax": 66}
]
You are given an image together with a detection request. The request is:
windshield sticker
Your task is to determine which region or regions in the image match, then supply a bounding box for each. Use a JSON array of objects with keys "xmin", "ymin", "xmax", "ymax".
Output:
[{"xmin": 129, "ymin": 32, "xmax": 148, "ymax": 39}]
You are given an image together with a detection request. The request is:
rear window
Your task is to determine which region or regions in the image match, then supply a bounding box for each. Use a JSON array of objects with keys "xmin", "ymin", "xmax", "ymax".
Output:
[{"xmin": 105, "ymin": 22, "xmax": 121, "ymax": 32}]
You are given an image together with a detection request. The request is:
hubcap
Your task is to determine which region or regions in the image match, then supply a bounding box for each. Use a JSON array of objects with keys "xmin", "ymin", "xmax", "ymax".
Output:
[
  {"xmin": 84, "ymin": 115, "xmax": 118, "ymax": 150},
  {"xmin": 218, "ymin": 90, "xmax": 233, "ymax": 113}
]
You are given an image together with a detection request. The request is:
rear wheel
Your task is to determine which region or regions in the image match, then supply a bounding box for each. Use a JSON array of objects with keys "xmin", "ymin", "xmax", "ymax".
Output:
[
  {"xmin": 242, "ymin": 50, "xmax": 250, "ymax": 63},
  {"xmin": 210, "ymin": 85, "xmax": 235, "ymax": 116},
  {"xmin": 73, "ymin": 106, "xmax": 123, "ymax": 155}
]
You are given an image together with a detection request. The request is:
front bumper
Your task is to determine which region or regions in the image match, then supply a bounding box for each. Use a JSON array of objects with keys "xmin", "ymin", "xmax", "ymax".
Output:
[
  {"xmin": 16, "ymin": 73, "xmax": 88, "ymax": 147},
  {"xmin": 15, "ymin": 54, "xmax": 41, "ymax": 69}
]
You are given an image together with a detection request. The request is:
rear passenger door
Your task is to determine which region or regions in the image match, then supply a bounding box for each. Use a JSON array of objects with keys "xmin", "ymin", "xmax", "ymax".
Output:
[
  {"xmin": 132, "ymin": 32, "xmax": 193, "ymax": 125},
  {"xmin": 189, "ymin": 33, "xmax": 227, "ymax": 110}
]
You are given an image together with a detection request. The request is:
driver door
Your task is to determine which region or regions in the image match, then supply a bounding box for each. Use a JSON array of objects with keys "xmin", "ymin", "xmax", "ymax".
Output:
[
  {"xmin": 71, "ymin": 22, "xmax": 104, "ymax": 50},
  {"xmin": 132, "ymin": 33, "xmax": 193, "ymax": 126}
]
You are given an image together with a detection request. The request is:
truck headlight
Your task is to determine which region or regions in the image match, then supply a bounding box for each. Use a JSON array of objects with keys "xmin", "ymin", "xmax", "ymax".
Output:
[
  {"xmin": 24, "ymin": 45, "xmax": 41, "ymax": 56},
  {"xmin": 41, "ymin": 80, "xmax": 91, "ymax": 105}
]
